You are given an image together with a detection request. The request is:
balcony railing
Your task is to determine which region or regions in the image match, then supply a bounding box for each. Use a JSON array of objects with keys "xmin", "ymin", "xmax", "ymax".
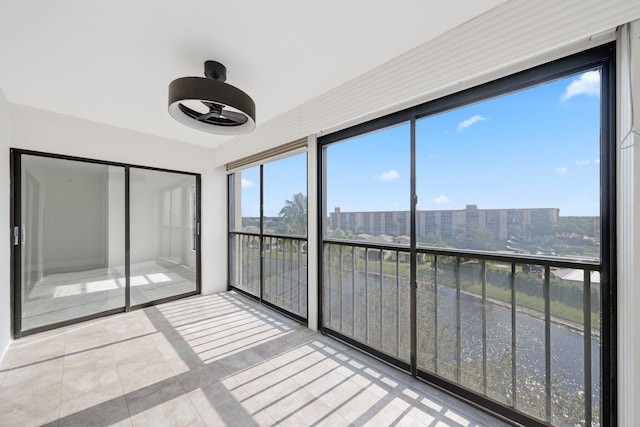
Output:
[
  {"xmin": 323, "ymin": 239, "xmax": 600, "ymax": 426},
  {"xmin": 230, "ymin": 232, "xmax": 308, "ymax": 320}
]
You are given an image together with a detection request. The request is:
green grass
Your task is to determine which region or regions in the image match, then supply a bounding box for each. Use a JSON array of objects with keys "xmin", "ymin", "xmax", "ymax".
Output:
[{"xmin": 467, "ymin": 283, "xmax": 600, "ymax": 329}]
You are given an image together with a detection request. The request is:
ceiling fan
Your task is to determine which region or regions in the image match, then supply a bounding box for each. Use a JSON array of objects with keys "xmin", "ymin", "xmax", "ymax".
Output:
[{"xmin": 168, "ymin": 61, "xmax": 256, "ymax": 135}]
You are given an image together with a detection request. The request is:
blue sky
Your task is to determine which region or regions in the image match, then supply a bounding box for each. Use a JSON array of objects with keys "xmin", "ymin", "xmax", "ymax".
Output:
[
  {"xmin": 241, "ymin": 70, "xmax": 602, "ymax": 219},
  {"xmin": 240, "ymin": 153, "xmax": 307, "ymax": 218},
  {"xmin": 326, "ymin": 70, "xmax": 601, "ymax": 217}
]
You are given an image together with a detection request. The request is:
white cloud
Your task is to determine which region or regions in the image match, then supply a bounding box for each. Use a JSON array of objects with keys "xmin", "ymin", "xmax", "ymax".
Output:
[
  {"xmin": 595, "ymin": 158, "xmax": 600, "ymax": 164},
  {"xmin": 457, "ymin": 115, "xmax": 487, "ymax": 132},
  {"xmin": 556, "ymin": 167, "xmax": 568, "ymax": 174},
  {"xmin": 377, "ymin": 170, "xmax": 400, "ymax": 181},
  {"xmin": 576, "ymin": 159, "xmax": 591, "ymax": 166},
  {"xmin": 433, "ymin": 195, "xmax": 450, "ymax": 205},
  {"xmin": 561, "ymin": 71, "xmax": 600, "ymax": 102},
  {"xmin": 241, "ymin": 178, "xmax": 254, "ymax": 188}
]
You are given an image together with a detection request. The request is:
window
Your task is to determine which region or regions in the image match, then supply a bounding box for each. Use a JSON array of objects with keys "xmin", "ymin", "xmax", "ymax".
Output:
[
  {"xmin": 416, "ymin": 73, "xmax": 600, "ymax": 260},
  {"xmin": 229, "ymin": 152, "xmax": 308, "ymax": 321},
  {"xmin": 319, "ymin": 43, "xmax": 614, "ymax": 426}
]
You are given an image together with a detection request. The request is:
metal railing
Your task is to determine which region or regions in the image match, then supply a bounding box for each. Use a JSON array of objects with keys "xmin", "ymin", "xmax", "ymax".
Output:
[
  {"xmin": 323, "ymin": 239, "xmax": 600, "ymax": 426},
  {"xmin": 229, "ymin": 233, "xmax": 261, "ymax": 297},
  {"xmin": 230, "ymin": 232, "xmax": 308, "ymax": 319}
]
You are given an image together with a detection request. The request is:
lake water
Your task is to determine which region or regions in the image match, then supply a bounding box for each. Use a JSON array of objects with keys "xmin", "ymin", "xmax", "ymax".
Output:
[{"xmin": 325, "ymin": 270, "xmax": 600, "ymax": 406}]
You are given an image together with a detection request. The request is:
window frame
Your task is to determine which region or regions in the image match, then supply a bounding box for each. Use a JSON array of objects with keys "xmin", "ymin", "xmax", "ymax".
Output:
[
  {"xmin": 227, "ymin": 152, "xmax": 309, "ymax": 324},
  {"xmin": 10, "ymin": 148, "xmax": 202, "ymax": 338},
  {"xmin": 317, "ymin": 42, "xmax": 616, "ymax": 426}
]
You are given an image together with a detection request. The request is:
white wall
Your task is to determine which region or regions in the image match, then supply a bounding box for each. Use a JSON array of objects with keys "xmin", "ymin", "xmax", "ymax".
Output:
[
  {"xmin": 0, "ymin": 87, "xmax": 11, "ymax": 359},
  {"xmin": 129, "ymin": 170, "xmax": 162, "ymax": 264},
  {"xmin": 21, "ymin": 157, "xmax": 108, "ymax": 274},
  {"xmin": 617, "ymin": 21, "xmax": 640, "ymax": 427},
  {"xmin": 7, "ymin": 104, "xmax": 227, "ymax": 294}
]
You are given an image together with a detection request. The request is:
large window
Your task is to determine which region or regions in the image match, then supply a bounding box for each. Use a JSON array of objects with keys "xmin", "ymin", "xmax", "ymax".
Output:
[
  {"xmin": 229, "ymin": 152, "xmax": 308, "ymax": 321},
  {"xmin": 320, "ymin": 44, "xmax": 614, "ymax": 426},
  {"xmin": 324, "ymin": 124, "xmax": 412, "ymax": 362}
]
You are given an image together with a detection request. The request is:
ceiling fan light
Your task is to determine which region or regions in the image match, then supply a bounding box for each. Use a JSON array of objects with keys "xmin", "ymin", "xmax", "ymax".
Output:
[{"xmin": 168, "ymin": 62, "xmax": 256, "ymax": 135}]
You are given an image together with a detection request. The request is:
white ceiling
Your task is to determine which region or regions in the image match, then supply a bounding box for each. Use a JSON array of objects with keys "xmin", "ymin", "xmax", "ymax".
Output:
[{"xmin": 0, "ymin": 0, "xmax": 508, "ymax": 149}]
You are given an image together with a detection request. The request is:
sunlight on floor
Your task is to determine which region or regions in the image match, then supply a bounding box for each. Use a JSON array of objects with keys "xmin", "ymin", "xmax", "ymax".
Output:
[{"xmin": 0, "ymin": 292, "xmax": 506, "ymax": 426}]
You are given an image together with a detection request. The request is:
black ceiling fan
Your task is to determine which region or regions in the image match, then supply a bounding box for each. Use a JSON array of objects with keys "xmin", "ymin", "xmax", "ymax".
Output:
[{"xmin": 169, "ymin": 61, "xmax": 255, "ymax": 134}]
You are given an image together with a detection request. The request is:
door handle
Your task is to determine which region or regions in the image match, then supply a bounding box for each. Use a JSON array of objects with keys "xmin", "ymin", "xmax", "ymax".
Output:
[
  {"xmin": 21, "ymin": 224, "xmax": 25, "ymax": 246},
  {"xmin": 13, "ymin": 226, "xmax": 19, "ymax": 246}
]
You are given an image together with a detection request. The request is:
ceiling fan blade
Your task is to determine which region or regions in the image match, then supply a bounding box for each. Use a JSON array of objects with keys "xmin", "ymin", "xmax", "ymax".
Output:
[
  {"xmin": 219, "ymin": 109, "xmax": 247, "ymax": 123},
  {"xmin": 195, "ymin": 111, "xmax": 220, "ymax": 121},
  {"xmin": 201, "ymin": 101, "xmax": 222, "ymax": 111}
]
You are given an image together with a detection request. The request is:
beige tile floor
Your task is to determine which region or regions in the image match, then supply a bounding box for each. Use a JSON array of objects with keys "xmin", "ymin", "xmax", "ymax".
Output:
[{"xmin": 0, "ymin": 292, "xmax": 509, "ymax": 427}]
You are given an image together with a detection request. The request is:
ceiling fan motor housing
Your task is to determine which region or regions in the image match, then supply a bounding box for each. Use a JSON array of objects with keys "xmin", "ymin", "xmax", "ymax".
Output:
[{"xmin": 204, "ymin": 60, "xmax": 226, "ymax": 81}]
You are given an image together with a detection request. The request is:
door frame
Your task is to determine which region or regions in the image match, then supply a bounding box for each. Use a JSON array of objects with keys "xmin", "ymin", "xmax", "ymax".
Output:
[{"xmin": 10, "ymin": 148, "xmax": 202, "ymax": 338}]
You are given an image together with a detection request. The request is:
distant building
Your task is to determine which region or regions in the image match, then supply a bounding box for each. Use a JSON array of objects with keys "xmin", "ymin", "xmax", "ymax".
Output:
[{"xmin": 329, "ymin": 205, "xmax": 560, "ymax": 242}]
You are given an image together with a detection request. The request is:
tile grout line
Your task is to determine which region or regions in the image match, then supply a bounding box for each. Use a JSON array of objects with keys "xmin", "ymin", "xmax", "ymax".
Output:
[
  {"xmin": 155, "ymin": 305, "xmax": 209, "ymax": 427},
  {"xmin": 106, "ymin": 318, "xmax": 134, "ymax": 425},
  {"xmin": 54, "ymin": 330, "xmax": 69, "ymax": 427}
]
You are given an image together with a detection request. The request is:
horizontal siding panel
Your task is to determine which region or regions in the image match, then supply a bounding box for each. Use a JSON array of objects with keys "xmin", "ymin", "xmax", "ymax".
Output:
[
  {"xmin": 215, "ymin": 106, "xmax": 300, "ymax": 166},
  {"xmin": 215, "ymin": 0, "xmax": 640, "ymax": 167}
]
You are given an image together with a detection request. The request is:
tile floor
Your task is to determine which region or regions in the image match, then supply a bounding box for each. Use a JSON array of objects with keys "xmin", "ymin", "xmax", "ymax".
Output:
[
  {"xmin": 0, "ymin": 291, "xmax": 509, "ymax": 426},
  {"xmin": 22, "ymin": 260, "xmax": 196, "ymax": 331}
]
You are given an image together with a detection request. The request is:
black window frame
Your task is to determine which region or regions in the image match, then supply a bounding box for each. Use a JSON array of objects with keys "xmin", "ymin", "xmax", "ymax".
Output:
[
  {"xmin": 226, "ymin": 154, "xmax": 309, "ymax": 325},
  {"xmin": 317, "ymin": 42, "xmax": 616, "ymax": 426},
  {"xmin": 10, "ymin": 148, "xmax": 202, "ymax": 338}
]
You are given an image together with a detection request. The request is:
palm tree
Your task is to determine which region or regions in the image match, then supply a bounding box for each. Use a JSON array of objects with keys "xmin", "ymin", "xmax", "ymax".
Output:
[{"xmin": 278, "ymin": 192, "xmax": 307, "ymax": 236}]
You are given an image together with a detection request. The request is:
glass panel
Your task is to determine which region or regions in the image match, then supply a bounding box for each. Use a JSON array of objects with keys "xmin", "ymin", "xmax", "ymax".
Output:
[
  {"xmin": 353, "ymin": 246, "xmax": 367, "ymax": 342},
  {"xmin": 391, "ymin": 250, "xmax": 411, "ymax": 362},
  {"xmin": 20, "ymin": 155, "xmax": 125, "ymax": 330},
  {"xmin": 417, "ymin": 254, "xmax": 436, "ymax": 372},
  {"xmin": 322, "ymin": 124, "xmax": 411, "ymax": 359},
  {"xmin": 550, "ymin": 269, "xmax": 587, "ymax": 425},
  {"xmin": 325, "ymin": 123, "xmax": 410, "ymax": 243},
  {"xmin": 322, "ymin": 243, "xmax": 410, "ymax": 362},
  {"xmin": 397, "ymin": 250, "xmax": 411, "ymax": 362},
  {"xmin": 416, "ymin": 71, "xmax": 601, "ymax": 261},
  {"xmin": 459, "ymin": 259, "xmax": 484, "ymax": 393},
  {"xmin": 130, "ymin": 169, "xmax": 197, "ymax": 305},
  {"xmin": 435, "ymin": 256, "xmax": 458, "ymax": 381},
  {"xmin": 262, "ymin": 154, "xmax": 308, "ymax": 317},
  {"xmin": 263, "ymin": 153, "xmax": 307, "ymax": 237},
  {"xmin": 229, "ymin": 233, "xmax": 260, "ymax": 297},
  {"xmin": 322, "ymin": 244, "xmax": 329, "ymax": 326},
  {"xmin": 591, "ymin": 273, "xmax": 601, "ymax": 426},
  {"xmin": 232, "ymin": 166, "xmax": 260, "ymax": 233},
  {"xmin": 514, "ymin": 263, "xmax": 546, "ymax": 419},
  {"xmin": 485, "ymin": 261, "xmax": 513, "ymax": 405},
  {"xmin": 340, "ymin": 246, "xmax": 355, "ymax": 336}
]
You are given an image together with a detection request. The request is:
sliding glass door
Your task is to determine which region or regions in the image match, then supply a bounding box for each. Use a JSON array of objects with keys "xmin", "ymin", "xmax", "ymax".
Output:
[
  {"xmin": 12, "ymin": 151, "xmax": 200, "ymax": 337},
  {"xmin": 17, "ymin": 155, "xmax": 126, "ymax": 332},
  {"xmin": 130, "ymin": 168, "xmax": 198, "ymax": 306}
]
